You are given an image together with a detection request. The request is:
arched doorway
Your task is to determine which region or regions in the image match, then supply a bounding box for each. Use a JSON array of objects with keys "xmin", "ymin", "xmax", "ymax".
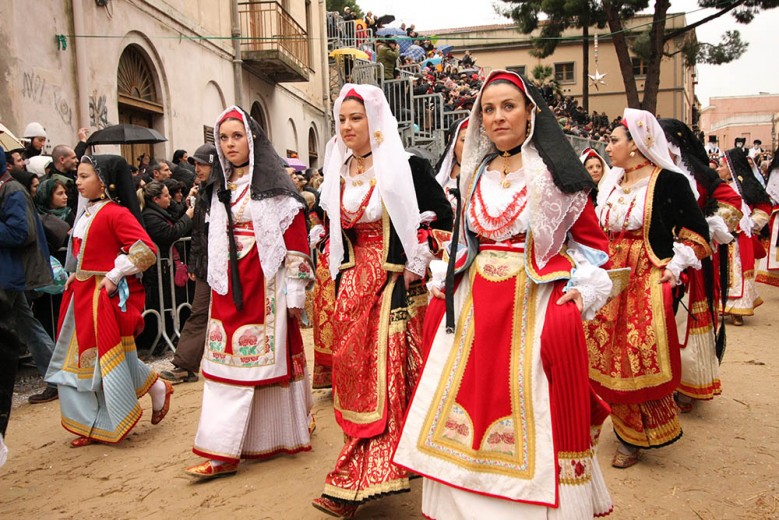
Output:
[
  {"xmin": 308, "ymin": 125, "xmax": 319, "ymax": 168},
  {"xmin": 117, "ymin": 44, "xmax": 164, "ymax": 167},
  {"xmin": 250, "ymin": 101, "xmax": 270, "ymax": 138}
]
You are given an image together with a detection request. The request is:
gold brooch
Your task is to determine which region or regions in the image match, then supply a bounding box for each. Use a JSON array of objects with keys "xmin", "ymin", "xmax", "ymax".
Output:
[{"xmin": 373, "ymin": 131, "xmax": 384, "ymax": 145}]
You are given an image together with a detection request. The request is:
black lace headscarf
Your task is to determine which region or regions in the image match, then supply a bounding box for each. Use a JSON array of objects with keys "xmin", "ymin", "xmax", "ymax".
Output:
[
  {"xmin": 723, "ymin": 147, "xmax": 771, "ymax": 208},
  {"xmin": 658, "ymin": 118, "xmax": 723, "ymax": 217}
]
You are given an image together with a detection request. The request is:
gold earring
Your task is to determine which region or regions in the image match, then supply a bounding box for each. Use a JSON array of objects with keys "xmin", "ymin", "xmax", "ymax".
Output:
[
  {"xmin": 100, "ymin": 192, "xmax": 106, "ymax": 200},
  {"xmin": 629, "ymin": 151, "xmax": 636, "ymax": 158},
  {"xmin": 526, "ymin": 121, "xmax": 531, "ymax": 136}
]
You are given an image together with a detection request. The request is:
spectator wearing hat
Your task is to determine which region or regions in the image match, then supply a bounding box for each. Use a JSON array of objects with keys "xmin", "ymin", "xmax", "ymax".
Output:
[
  {"xmin": 748, "ymin": 139, "xmax": 764, "ymax": 159},
  {"xmin": 377, "ymin": 39, "xmax": 399, "ymax": 81},
  {"xmin": 160, "ymin": 143, "xmax": 216, "ymax": 384},
  {"xmin": 23, "ymin": 122, "xmax": 47, "ymax": 159}
]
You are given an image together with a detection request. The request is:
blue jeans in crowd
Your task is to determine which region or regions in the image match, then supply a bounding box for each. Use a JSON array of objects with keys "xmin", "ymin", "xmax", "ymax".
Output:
[{"xmin": 14, "ymin": 292, "xmax": 55, "ymax": 384}]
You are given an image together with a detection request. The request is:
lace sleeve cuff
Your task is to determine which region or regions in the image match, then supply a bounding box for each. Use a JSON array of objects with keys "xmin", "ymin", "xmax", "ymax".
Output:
[
  {"xmin": 285, "ymin": 251, "xmax": 315, "ymax": 291},
  {"xmin": 564, "ymin": 264, "xmax": 612, "ymax": 320},
  {"xmin": 666, "ymin": 242, "xmax": 701, "ymax": 284},
  {"xmin": 706, "ymin": 215, "xmax": 734, "ymax": 245},
  {"xmin": 406, "ymin": 245, "xmax": 435, "ymax": 278},
  {"xmin": 286, "ymin": 278, "xmax": 307, "ymax": 309}
]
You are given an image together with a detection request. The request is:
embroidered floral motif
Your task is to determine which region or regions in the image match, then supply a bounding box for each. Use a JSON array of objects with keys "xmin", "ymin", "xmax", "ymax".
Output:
[
  {"xmin": 558, "ymin": 451, "xmax": 593, "ymax": 485},
  {"xmin": 127, "ymin": 240, "xmax": 156, "ymax": 271},
  {"xmin": 79, "ymin": 347, "xmax": 97, "ymax": 369}
]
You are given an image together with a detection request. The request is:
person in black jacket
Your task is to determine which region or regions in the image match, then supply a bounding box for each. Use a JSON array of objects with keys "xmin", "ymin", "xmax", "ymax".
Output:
[
  {"xmin": 138, "ymin": 181, "xmax": 193, "ymax": 353},
  {"xmin": 160, "ymin": 143, "xmax": 216, "ymax": 383}
]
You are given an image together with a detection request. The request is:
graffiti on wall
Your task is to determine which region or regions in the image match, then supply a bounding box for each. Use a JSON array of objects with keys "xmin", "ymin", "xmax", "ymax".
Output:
[
  {"xmin": 89, "ymin": 94, "xmax": 110, "ymax": 129},
  {"xmin": 22, "ymin": 70, "xmax": 74, "ymax": 128}
]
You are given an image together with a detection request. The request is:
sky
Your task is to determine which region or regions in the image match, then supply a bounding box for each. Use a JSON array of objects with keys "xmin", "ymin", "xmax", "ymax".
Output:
[{"xmin": 357, "ymin": 0, "xmax": 779, "ymax": 107}]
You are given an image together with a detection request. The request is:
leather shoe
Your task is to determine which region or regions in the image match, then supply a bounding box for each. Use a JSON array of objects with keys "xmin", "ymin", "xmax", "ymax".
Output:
[
  {"xmin": 184, "ymin": 460, "xmax": 239, "ymax": 480},
  {"xmin": 612, "ymin": 448, "xmax": 642, "ymax": 469},
  {"xmin": 29, "ymin": 386, "xmax": 58, "ymax": 404},
  {"xmin": 311, "ymin": 497, "xmax": 358, "ymax": 519},
  {"xmin": 151, "ymin": 380, "xmax": 174, "ymax": 425}
]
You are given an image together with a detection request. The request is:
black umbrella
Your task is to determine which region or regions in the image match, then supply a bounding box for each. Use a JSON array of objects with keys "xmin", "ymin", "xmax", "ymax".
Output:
[
  {"xmin": 87, "ymin": 124, "xmax": 167, "ymax": 145},
  {"xmin": 375, "ymin": 14, "xmax": 395, "ymax": 27}
]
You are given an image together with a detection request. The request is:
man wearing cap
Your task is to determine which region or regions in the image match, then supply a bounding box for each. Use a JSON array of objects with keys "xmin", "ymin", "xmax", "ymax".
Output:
[
  {"xmin": 23, "ymin": 122, "xmax": 47, "ymax": 159},
  {"xmin": 159, "ymin": 143, "xmax": 216, "ymax": 384}
]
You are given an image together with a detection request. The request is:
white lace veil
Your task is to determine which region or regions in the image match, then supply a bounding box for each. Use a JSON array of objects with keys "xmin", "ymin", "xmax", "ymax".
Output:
[
  {"xmin": 459, "ymin": 69, "xmax": 590, "ymax": 269},
  {"xmin": 320, "ymin": 84, "xmax": 420, "ymax": 279}
]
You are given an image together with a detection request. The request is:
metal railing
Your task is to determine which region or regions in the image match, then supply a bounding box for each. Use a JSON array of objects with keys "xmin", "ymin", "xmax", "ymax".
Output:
[
  {"xmin": 443, "ymin": 110, "xmax": 471, "ymax": 133},
  {"xmin": 141, "ymin": 237, "xmax": 195, "ymax": 354},
  {"xmin": 350, "ymin": 60, "xmax": 383, "ymax": 87},
  {"xmin": 238, "ymin": 1, "xmax": 310, "ymax": 70}
]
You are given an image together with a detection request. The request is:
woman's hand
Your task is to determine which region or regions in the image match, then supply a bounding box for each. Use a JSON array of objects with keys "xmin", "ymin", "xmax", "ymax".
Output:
[
  {"xmin": 659, "ymin": 269, "xmax": 677, "ymax": 285},
  {"xmin": 431, "ymin": 286, "xmax": 445, "ymax": 299},
  {"xmin": 403, "ymin": 269, "xmax": 422, "ymax": 289},
  {"xmin": 288, "ymin": 307, "xmax": 303, "ymax": 322},
  {"xmin": 556, "ymin": 288, "xmax": 583, "ymax": 312},
  {"xmin": 99, "ymin": 277, "xmax": 118, "ymax": 296},
  {"xmin": 188, "ymin": 272, "xmax": 197, "ymax": 282},
  {"xmin": 64, "ymin": 273, "xmax": 77, "ymax": 291}
]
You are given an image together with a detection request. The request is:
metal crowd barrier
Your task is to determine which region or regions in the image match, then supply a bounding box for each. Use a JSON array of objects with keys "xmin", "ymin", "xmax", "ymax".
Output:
[
  {"xmin": 351, "ymin": 59, "xmax": 383, "ymax": 86},
  {"xmin": 140, "ymin": 237, "xmax": 195, "ymax": 354},
  {"xmin": 443, "ymin": 110, "xmax": 470, "ymax": 134}
]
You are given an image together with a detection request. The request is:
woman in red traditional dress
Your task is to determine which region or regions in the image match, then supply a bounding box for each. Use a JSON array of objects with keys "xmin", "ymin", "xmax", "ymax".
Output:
[
  {"xmin": 309, "ymin": 208, "xmax": 337, "ymax": 390},
  {"xmin": 394, "ymin": 70, "xmax": 615, "ymax": 519},
  {"xmin": 716, "ymin": 148, "xmax": 772, "ymax": 325},
  {"xmin": 311, "ymin": 84, "xmax": 452, "ymax": 518},
  {"xmin": 659, "ymin": 119, "xmax": 743, "ymax": 413},
  {"xmin": 45, "ymin": 155, "xmax": 171, "ymax": 447},
  {"xmin": 185, "ymin": 106, "xmax": 314, "ymax": 479},
  {"xmin": 587, "ymin": 109, "xmax": 712, "ymax": 469}
]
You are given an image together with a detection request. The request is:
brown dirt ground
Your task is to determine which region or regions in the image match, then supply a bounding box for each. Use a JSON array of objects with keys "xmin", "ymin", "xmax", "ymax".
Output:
[{"xmin": 1, "ymin": 285, "xmax": 778, "ymax": 520}]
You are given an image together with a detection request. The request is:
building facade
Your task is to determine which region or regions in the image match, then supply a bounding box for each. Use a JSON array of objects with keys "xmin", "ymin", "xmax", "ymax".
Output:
[
  {"xmin": 699, "ymin": 94, "xmax": 779, "ymax": 152},
  {"xmin": 0, "ymin": 0, "xmax": 330, "ymax": 168},
  {"xmin": 427, "ymin": 14, "xmax": 695, "ymax": 124}
]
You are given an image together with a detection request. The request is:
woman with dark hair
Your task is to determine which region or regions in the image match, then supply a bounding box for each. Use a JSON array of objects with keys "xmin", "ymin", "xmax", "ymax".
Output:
[
  {"xmin": 756, "ymin": 149, "xmax": 779, "ymax": 287},
  {"xmin": 312, "ymin": 84, "xmax": 452, "ymax": 518},
  {"xmin": 587, "ymin": 109, "xmax": 711, "ymax": 469},
  {"xmin": 434, "ymin": 117, "xmax": 468, "ymax": 210},
  {"xmin": 34, "ymin": 179, "xmax": 74, "ymax": 227},
  {"xmin": 185, "ymin": 106, "xmax": 315, "ymax": 479},
  {"xmin": 579, "ymin": 147, "xmax": 610, "ymax": 205},
  {"xmin": 659, "ymin": 118, "xmax": 743, "ymax": 412},
  {"xmin": 172, "ymin": 149, "xmax": 188, "ymax": 166},
  {"xmin": 394, "ymin": 70, "xmax": 614, "ymax": 519},
  {"xmin": 142, "ymin": 181, "xmax": 192, "ymax": 240},
  {"xmin": 716, "ymin": 148, "xmax": 772, "ymax": 325},
  {"xmin": 45, "ymin": 155, "xmax": 171, "ymax": 447}
]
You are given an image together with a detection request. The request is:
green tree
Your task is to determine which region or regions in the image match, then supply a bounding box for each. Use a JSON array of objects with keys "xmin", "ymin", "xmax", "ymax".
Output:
[
  {"xmin": 326, "ymin": 0, "xmax": 364, "ymax": 18},
  {"xmin": 500, "ymin": 0, "xmax": 777, "ymax": 114},
  {"xmin": 499, "ymin": 0, "xmax": 607, "ymax": 112}
]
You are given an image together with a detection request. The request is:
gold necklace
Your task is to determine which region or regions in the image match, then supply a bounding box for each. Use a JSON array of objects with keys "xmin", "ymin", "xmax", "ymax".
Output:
[{"xmin": 228, "ymin": 166, "xmax": 250, "ymax": 191}]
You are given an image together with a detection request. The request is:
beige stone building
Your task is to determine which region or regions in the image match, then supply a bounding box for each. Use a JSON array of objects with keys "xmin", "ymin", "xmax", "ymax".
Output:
[
  {"xmin": 0, "ymin": 0, "xmax": 330, "ymax": 168},
  {"xmin": 428, "ymin": 13, "xmax": 695, "ymax": 124},
  {"xmin": 698, "ymin": 94, "xmax": 779, "ymax": 153}
]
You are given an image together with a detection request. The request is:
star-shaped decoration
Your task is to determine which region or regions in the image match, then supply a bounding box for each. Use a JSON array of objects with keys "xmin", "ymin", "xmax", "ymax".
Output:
[{"xmin": 588, "ymin": 69, "xmax": 608, "ymax": 90}]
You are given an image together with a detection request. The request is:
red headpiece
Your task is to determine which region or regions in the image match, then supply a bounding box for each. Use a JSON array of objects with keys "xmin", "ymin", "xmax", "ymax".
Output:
[
  {"xmin": 344, "ymin": 88, "xmax": 364, "ymax": 101},
  {"xmin": 219, "ymin": 109, "xmax": 245, "ymax": 125},
  {"xmin": 460, "ymin": 119, "xmax": 469, "ymax": 130},
  {"xmin": 620, "ymin": 118, "xmax": 629, "ymax": 128},
  {"xmin": 484, "ymin": 72, "xmax": 527, "ymax": 95},
  {"xmin": 583, "ymin": 147, "xmax": 599, "ymax": 160}
]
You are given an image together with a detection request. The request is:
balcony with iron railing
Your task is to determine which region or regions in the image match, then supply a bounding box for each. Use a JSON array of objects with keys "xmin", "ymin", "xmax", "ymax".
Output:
[{"xmin": 238, "ymin": 1, "xmax": 309, "ymax": 83}]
